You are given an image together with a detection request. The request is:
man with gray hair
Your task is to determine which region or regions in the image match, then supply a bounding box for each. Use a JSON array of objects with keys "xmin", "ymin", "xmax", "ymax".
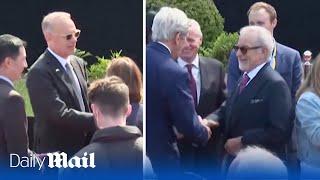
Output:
[
  {"xmin": 177, "ymin": 19, "xmax": 225, "ymax": 176},
  {"xmin": 147, "ymin": 7, "xmax": 211, "ymax": 179},
  {"xmin": 26, "ymin": 12, "xmax": 95, "ymax": 157},
  {"xmin": 206, "ymin": 25, "xmax": 292, "ymax": 171}
]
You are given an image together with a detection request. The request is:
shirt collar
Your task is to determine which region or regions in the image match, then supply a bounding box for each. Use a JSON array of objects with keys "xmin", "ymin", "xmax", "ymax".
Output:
[
  {"xmin": 0, "ymin": 75, "xmax": 13, "ymax": 87},
  {"xmin": 47, "ymin": 48, "xmax": 69, "ymax": 70},
  {"xmin": 245, "ymin": 62, "xmax": 267, "ymax": 80},
  {"xmin": 157, "ymin": 41, "xmax": 171, "ymax": 54},
  {"xmin": 177, "ymin": 54, "xmax": 199, "ymax": 69}
]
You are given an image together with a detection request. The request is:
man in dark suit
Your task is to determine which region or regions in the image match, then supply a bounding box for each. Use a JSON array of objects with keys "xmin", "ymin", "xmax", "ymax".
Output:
[
  {"xmin": 0, "ymin": 34, "xmax": 28, "ymax": 166},
  {"xmin": 206, "ymin": 26, "xmax": 292, "ymax": 171},
  {"xmin": 146, "ymin": 7, "xmax": 211, "ymax": 179},
  {"xmin": 227, "ymin": 2, "xmax": 302, "ymax": 100},
  {"xmin": 26, "ymin": 12, "xmax": 95, "ymax": 156},
  {"xmin": 177, "ymin": 19, "xmax": 225, "ymax": 176},
  {"xmin": 226, "ymin": 3, "xmax": 302, "ymax": 179}
]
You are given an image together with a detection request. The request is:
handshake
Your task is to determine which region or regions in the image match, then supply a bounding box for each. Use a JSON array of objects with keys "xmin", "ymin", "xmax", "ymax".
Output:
[
  {"xmin": 198, "ymin": 116, "xmax": 219, "ymax": 140},
  {"xmin": 174, "ymin": 116, "xmax": 219, "ymax": 140}
]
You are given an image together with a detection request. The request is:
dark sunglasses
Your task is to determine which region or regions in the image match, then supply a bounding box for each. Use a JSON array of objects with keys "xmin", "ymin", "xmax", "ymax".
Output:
[
  {"xmin": 63, "ymin": 30, "xmax": 81, "ymax": 40},
  {"xmin": 233, "ymin": 45, "xmax": 261, "ymax": 54}
]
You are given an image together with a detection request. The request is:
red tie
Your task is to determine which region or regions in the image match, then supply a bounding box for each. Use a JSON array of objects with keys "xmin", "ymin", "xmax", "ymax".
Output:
[
  {"xmin": 186, "ymin": 64, "xmax": 197, "ymax": 105},
  {"xmin": 239, "ymin": 73, "xmax": 250, "ymax": 94}
]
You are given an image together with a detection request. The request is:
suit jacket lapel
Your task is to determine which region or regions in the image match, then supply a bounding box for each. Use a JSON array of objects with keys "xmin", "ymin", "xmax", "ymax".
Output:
[
  {"xmin": 227, "ymin": 63, "xmax": 270, "ymax": 131},
  {"xmin": 198, "ymin": 57, "xmax": 207, "ymax": 108},
  {"xmin": 44, "ymin": 50, "xmax": 81, "ymax": 109},
  {"xmin": 69, "ymin": 58, "xmax": 89, "ymax": 110}
]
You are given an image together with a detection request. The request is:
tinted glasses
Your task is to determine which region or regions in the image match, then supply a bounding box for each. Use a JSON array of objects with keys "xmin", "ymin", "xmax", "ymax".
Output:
[
  {"xmin": 61, "ymin": 29, "xmax": 81, "ymax": 40},
  {"xmin": 233, "ymin": 45, "xmax": 261, "ymax": 54}
]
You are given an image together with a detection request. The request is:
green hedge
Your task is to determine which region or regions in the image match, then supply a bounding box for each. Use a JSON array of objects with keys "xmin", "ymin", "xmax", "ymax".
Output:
[{"xmin": 147, "ymin": 0, "xmax": 224, "ymax": 48}]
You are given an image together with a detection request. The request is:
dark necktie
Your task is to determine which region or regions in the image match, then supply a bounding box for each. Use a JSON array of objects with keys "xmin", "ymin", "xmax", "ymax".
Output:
[
  {"xmin": 186, "ymin": 64, "xmax": 197, "ymax": 105},
  {"xmin": 239, "ymin": 73, "xmax": 250, "ymax": 94},
  {"xmin": 65, "ymin": 62, "xmax": 85, "ymax": 111}
]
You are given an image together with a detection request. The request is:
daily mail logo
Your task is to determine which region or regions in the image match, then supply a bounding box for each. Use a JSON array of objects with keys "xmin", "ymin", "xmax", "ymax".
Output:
[{"xmin": 10, "ymin": 152, "xmax": 95, "ymax": 170}]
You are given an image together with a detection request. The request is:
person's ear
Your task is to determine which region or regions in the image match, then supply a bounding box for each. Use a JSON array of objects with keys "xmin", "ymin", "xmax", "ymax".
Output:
[
  {"xmin": 199, "ymin": 37, "xmax": 203, "ymax": 46},
  {"xmin": 44, "ymin": 31, "xmax": 53, "ymax": 42},
  {"xmin": 125, "ymin": 104, "xmax": 132, "ymax": 117},
  {"xmin": 91, "ymin": 104, "xmax": 100, "ymax": 118},
  {"xmin": 271, "ymin": 18, "xmax": 277, "ymax": 29},
  {"xmin": 2, "ymin": 57, "xmax": 13, "ymax": 69},
  {"xmin": 174, "ymin": 32, "xmax": 182, "ymax": 45}
]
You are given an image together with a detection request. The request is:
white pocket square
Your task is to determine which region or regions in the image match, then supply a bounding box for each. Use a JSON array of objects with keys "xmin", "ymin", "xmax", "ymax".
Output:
[{"xmin": 250, "ymin": 99, "xmax": 264, "ymax": 104}]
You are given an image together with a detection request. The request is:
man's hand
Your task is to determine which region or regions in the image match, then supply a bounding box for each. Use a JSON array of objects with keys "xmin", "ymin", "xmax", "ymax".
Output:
[
  {"xmin": 198, "ymin": 116, "xmax": 212, "ymax": 140},
  {"xmin": 202, "ymin": 119, "xmax": 219, "ymax": 128},
  {"xmin": 224, "ymin": 136, "xmax": 243, "ymax": 156}
]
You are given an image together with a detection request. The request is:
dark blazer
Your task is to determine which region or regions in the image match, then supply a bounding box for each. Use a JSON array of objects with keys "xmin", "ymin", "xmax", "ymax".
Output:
[
  {"xmin": 197, "ymin": 56, "xmax": 226, "ymax": 117},
  {"xmin": 208, "ymin": 63, "xmax": 292, "ymax": 157},
  {"xmin": 146, "ymin": 42, "xmax": 208, "ymax": 176},
  {"xmin": 60, "ymin": 126, "xmax": 143, "ymax": 179},
  {"xmin": 195, "ymin": 57, "xmax": 226, "ymax": 174},
  {"xmin": 227, "ymin": 42, "xmax": 302, "ymax": 100},
  {"xmin": 26, "ymin": 50, "xmax": 95, "ymax": 156},
  {"xmin": 0, "ymin": 79, "xmax": 28, "ymax": 162}
]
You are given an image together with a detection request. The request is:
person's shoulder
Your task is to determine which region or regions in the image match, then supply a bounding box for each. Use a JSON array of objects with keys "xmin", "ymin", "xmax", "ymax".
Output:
[
  {"xmin": 277, "ymin": 42, "xmax": 299, "ymax": 55},
  {"xmin": 264, "ymin": 65, "xmax": 286, "ymax": 82},
  {"xmin": 6, "ymin": 90, "xmax": 24, "ymax": 107},
  {"xmin": 200, "ymin": 56, "xmax": 223, "ymax": 67},
  {"xmin": 299, "ymin": 91, "xmax": 320, "ymax": 103},
  {"xmin": 70, "ymin": 55, "xmax": 87, "ymax": 66}
]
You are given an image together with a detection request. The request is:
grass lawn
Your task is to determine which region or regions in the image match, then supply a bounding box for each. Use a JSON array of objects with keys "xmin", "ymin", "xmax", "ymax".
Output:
[{"xmin": 14, "ymin": 78, "xmax": 34, "ymax": 117}]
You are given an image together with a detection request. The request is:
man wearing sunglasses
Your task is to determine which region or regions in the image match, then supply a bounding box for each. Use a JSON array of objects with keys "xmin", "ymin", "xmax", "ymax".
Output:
[
  {"xmin": 227, "ymin": 2, "xmax": 302, "ymax": 100},
  {"xmin": 226, "ymin": 2, "xmax": 302, "ymax": 179},
  {"xmin": 26, "ymin": 12, "xmax": 95, "ymax": 157},
  {"xmin": 206, "ymin": 25, "xmax": 292, "ymax": 175}
]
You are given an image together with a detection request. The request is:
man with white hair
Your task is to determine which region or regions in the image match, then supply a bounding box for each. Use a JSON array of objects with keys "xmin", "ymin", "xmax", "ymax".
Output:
[
  {"xmin": 227, "ymin": 146, "xmax": 288, "ymax": 179},
  {"xmin": 146, "ymin": 7, "xmax": 211, "ymax": 179},
  {"xmin": 206, "ymin": 25, "xmax": 292, "ymax": 170}
]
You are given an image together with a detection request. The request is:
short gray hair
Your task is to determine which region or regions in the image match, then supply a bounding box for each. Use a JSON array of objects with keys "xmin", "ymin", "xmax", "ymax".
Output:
[
  {"xmin": 227, "ymin": 146, "xmax": 287, "ymax": 179},
  {"xmin": 188, "ymin": 19, "xmax": 202, "ymax": 38},
  {"xmin": 239, "ymin": 25, "xmax": 274, "ymax": 57},
  {"xmin": 41, "ymin": 11, "xmax": 71, "ymax": 33},
  {"xmin": 152, "ymin": 7, "xmax": 190, "ymax": 42}
]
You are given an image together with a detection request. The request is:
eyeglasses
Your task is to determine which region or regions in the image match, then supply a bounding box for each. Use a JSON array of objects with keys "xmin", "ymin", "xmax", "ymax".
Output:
[
  {"xmin": 59, "ymin": 29, "xmax": 81, "ymax": 40},
  {"xmin": 233, "ymin": 45, "xmax": 261, "ymax": 54}
]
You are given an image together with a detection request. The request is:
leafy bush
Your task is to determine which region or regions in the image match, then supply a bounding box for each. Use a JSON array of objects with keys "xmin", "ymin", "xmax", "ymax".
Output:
[
  {"xmin": 87, "ymin": 56, "xmax": 111, "ymax": 82},
  {"xmin": 147, "ymin": 0, "xmax": 224, "ymax": 48},
  {"xmin": 74, "ymin": 49, "xmax": 123, "ymax": 82},
  {"xmin": 201, "ymin": 32, "xmax": 239, "ymax": 67},
  {"xmin": 14, "ymin": 79, "xmax": 33, "ymax": 116}
]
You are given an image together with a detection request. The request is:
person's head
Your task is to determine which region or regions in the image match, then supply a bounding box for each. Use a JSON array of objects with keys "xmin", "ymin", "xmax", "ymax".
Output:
[
  {"xmin": 42, "ymin": 12, "xmax": 80, "ymax": 59},
  {"xmin": 0, "ymin": 34, "xmax": 27, "ymax": 82},
  {"xmin": 152, "ymin": 7, "xmax": 190, "ymax": 59},
  {"xmin": 227, "ymin": 146, "xmax": 287, "ymax": 180},
  {"xmin": 180, "ymin": 19, "xmax": 203, "ymax": 63},
  {"xmin": 297, "ymin": 53, "xmax": 320, "ymax": 99},
  {"xmin": 303, "ymin": 50, "xmax": 312, "ymax": 62},
  {"xmin": 247, "ymin": 2, "xmax": 277, "ymax": 35},
  {"xmin": 88, "ymin": 76, "xmax": 131, "ymax": 129},
  {"xmin": 235, "ymin": 25, "xmax": 273, "ymax": 72},
  {"xmin": 106, "ymin": 56, "xmax": 142, "ymax": 103}
]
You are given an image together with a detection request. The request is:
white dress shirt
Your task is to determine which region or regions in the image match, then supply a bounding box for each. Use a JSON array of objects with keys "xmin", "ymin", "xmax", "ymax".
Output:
[{"xmin": 177, "ymin": 54, "xmax": 201, "ymax": 104}]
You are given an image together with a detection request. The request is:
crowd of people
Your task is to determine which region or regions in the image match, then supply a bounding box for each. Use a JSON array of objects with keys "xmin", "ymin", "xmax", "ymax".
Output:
[
  {"xmin": 0, "ymin": 11, "xmax": 143, "ymax": 179},
  {"xmin": 1, "ymin": 1, "xmax": 320, "ymax": 180},
  {"xmin": 146, "ymin": 2, "xmax": 320, "ymax": 180}
]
